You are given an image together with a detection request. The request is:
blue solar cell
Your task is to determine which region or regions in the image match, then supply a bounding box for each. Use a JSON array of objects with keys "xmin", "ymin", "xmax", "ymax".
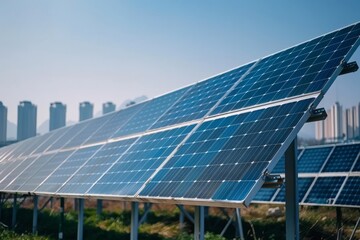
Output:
[
  {"xmin": 84, "ymin": 102, "xmax": 146, "ymax": 145},
  {"xmin": 304, "ymin": 177, "xmax": 345, "ymax": 204},
  {"xmin": 253, "ymin": 188, "xmax": 278, "ymax": 202},
  {"xmin": 336, "ymin": 177, "xmax": 360, "ymax": 206},
  {"xmin": 140, "ymin": 98, "xmax": 314, "ymax": 201},
  {"xmin": 271, "ymin": 149, "xmax": 303, "ymax": 174},
  {"xmin": 111, "ymin": 87, "xmax": 190, "ymax": 138},
  {"xmin": 32, "ymin": 127, "xmax": 72, "ymax": 154},
  {"xmin": 211, "ymin": 23, "xmax": 360, "ymax": 115},
  {"xmin": 58, "ymin": 138, "xmax": 137, "ymax": 194},
  {"xmin": 46, "ymin": 123, "xmax": 89, "ymax": 152},
  {"xmin": 5, "ymin": 153, "xmax": 58, "ymax": 191},
  {"xmin": 150, "ymin": 62, "xmax": 255, "ymax": 129},
  {"xmin": 0, "ymin": 156, "xmax": 38, "ymax": 190},
  {"xmin": 36, "ymin": 146, "xmax": 101, "ymax": 193},
  {"xmin": 19, "ymin": 150, "xmax": 74, "ymax": 192},
  {"xmin": 273, "ymin": 178, "xmax": 314, "ymax": 202},
  {"xmin": 62, "ymin": 114, "xmax": 114, "ymax": 149},
  {"xmin": 88, "ymin": 124, "xmax": 195, "ymax": 196},
  {"xmin": 298, "ymin": 147, "xmax": 332, "ymax": 173},
  {"xmin": 351, "ymin": 152, "xmax": 360, "ymax": 172},
  {"xmin": 322, "ymin": 144, "xmax": 360, "ymax": 172}
]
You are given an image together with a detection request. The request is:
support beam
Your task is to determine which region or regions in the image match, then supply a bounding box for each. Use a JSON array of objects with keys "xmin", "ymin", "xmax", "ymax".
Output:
[
  {"xmin": 285, "ymin": 139, "xmax": 299, "ymax": 240},
  {"xmin": 12, "ymin": 193, "xmax": 17, "ymax": 229},
  {"xmin": 179, "ymin": 208, "xmax": 185, "ymax": 230},
  {"xmin": 139, "ymin": 203, "xmax": 152, "ymax": 225},
  {"xmin": 32, "ymin": 196, "xmax": 38, "ymax": 235},
  {"xmin": 336, "ymin": 207, "xmax": 343, "ymax": 240},
  {"xmin": 96, "ymin": 199, "xmax": 103, "ymax": 217},
  {"xmin": 40, "ymin": 197, "xmax": 53, "ymax": 211},
  {"xmin": 77, "ymin": 199, "xmax": 84, "ymax": 240},
  {"xmin": 235, "ymin": 208, "xmax": 244, "ymax": 240},
  {"xmin": 194, "ymin": 206, "xmax": 205, "ymax": 240},
  {"xmin": 131, "ymin": 202, "xmax": 139, "ymax": 240},
  {"xmin": 177, "ymin": 205, "xmax": 194, "ymax": 224},
  {"xmin": 59, "ymin": 198, "xmax": 65, "ymax": 240},
  {"xmin": 349, "ymin": 216, "xmax": 360, "ymax": 240}
]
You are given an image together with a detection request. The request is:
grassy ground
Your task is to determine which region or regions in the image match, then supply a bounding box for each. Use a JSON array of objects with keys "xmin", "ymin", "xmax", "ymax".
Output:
[{"xmin": 0, "ymin": 198, "xmax": 359, "ymax": 239}]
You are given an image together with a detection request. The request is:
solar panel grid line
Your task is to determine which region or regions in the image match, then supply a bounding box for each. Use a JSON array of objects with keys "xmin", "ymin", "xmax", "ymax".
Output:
[
  {"xmin": 317, "ymin": 25, "xmax": 360, "ymax": 95},
  {"xmin": 113, "ymin": 87, "xmax": 193, "ymax": 139},
  {"xmin": 33, "ymin": 149, "xmax": 79, "ymax": 193},
  {"xmin": 133, "ymin": 118, "xmax": 211, "ymax": 197},
  {"xmin": 5, "ymin": 152, "xmax": 58, "ymax": 191},
  {"xmin": 0, "ymin": 156, "xmax": 38, "ymax": 190},
  {"xmin": 332, "ymin": 150, "xmax": 360, "ymax": 204},
  {"xmin": 54, "ymin": 144, "xmax": 109, "ymax": 194},
  {"xmin": 83, "ymin": 102, "xmax": 147, "ymax": 145},
  {"xmin": 243, "ymin": 97, "xmax": 321, "ymax": 205},
  {"xmin": 83, "ymin": 136, "xmax": 142, "ymax": 196},
  {"xmin": 109, "ymin": 87, "xmax": 193, "ymax": 141},
  {"xmin": 45, "ymin": 123, "xmax": 90, "ymax": 153}
]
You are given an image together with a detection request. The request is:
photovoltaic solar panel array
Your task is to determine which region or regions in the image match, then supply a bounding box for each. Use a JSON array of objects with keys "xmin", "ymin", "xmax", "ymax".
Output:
[
  {"xmin": 0, "ymin": 22, "xmax": 359, "ymax": 208},
  {"xmin": 254, "ymin": 142, "xmax": 360, "ymax": 208}
]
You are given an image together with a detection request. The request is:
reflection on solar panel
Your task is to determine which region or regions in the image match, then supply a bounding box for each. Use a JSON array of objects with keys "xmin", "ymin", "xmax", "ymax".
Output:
[
  {"xmin": 253, "ymin": 142, "xmax": 360, "ymax": 207},
  {"xmin": 0, "ymin": 22, "xmax": 359, "ymax": 208}
]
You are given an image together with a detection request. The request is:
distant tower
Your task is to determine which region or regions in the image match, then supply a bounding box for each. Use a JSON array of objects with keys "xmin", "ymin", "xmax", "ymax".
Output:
[
  {"xmin": 79, "ymin": 101, "xmax": 93, "ymax": 122},
  {"xmin": 331, "ymin": 102, "xmax": 343, "ymax": 140},
  {"xmin": 102, "ymin": 102, "xmax": 116, "ymax": 115},
  {"xmin": 17, "ymin": 101, "xmax": 37, "ymax": 141},
  {"xmin": 50, "ymin": 102, "xmax": 66, "ymax": 131},
  {"xmin": 315, "ymin": 120, "xmax": 325, "ymax": 141},
  {"xmin": 0, "ymin": 102, "xmax": 7, "ymax": 143}
]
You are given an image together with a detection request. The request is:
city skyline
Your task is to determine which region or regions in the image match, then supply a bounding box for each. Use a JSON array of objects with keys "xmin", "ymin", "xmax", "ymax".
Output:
[{"xmin": 1, "ymin": 1, "xmax": 360, "ymax": 129}]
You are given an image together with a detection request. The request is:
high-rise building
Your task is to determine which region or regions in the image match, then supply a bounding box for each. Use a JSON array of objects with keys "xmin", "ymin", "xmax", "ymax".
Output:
[
  {"xmin": 79, "ymin": 101, "xmax": 93, "ymax": 122},
  {"xmin": 315, "ymin": 102, "xmax": 360, "ymax": 142},
  {"xmin": 0, "ymin": 102, "xmax": 7, "ymax": 143},
  {"xmin": 17, "ymin": 101, "xmax": 37, "ymax": 141},
  {"xmin": 315, "ymin": 120, "xmax": 325, "ymax": 141},
  {"xmin": 330, "ymin": 102, "xmax": 343, "ymax": 140},
  {"xmin": 102, "ymin": 102, "xmax": 116, "ymax": 115},
  {"xmin": 50, "ymin": 102, "xmax": 66, "ymax": 131}
]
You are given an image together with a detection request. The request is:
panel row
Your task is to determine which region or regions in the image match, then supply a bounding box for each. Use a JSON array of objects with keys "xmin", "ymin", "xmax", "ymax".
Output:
[{"xmin": 254, "ymin": 142, "xmax": 360, "ymax": 207}]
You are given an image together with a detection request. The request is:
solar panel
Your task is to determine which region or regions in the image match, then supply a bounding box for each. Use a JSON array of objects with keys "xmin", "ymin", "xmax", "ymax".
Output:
[
  {"xmin": 139, "ymin": 98, "xmax": 315, "ymax": 203},
  {"xmin": 298, "ymin": 146, "xmax": 332, "ymax": 173},
  {"xmin": 322, "ymin": 144, "xmax": 360, "ymax": 172},
  {"xmin": 304, "ymin": 177, "xmax": 345, "ymax": 204},
  {"xmin": 150, "ymin": 62, "xmax": 255, "ymax": 129},
  {"xmin": 0, "ymin": 22, "xmax": 359, "ymax": 208},
  {"xmin": 87, "ymin": 125, "xmax": 195, "ymax": 196},
  {"xmin": 58, "ymin": 138, "xmax": 137, "ymax": 194},
  {"xmin": 336, "ymin": 176, "xmax": 360, "ymax": 207},
  {"xmin": 18, "ymin": 150, "xmax": 75, "ymax": 192},
  {"xmin": 36, "ymin": 146, "xmax": 101, "ymax": 193},
  {"xmin": 273, "ymin": 178, "xmax": 314, "ymax": 203},
  {"xmin": 211, "ymin": 23, "xmax": 360, "ymax": 115},
  {"xmin": 252, "ymin": 142, "xmax": 360, "ymax": 207}
]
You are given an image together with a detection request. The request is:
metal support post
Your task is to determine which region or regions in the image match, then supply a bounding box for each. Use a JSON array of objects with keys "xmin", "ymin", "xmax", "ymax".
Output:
[
  {"xmin": 349, "ymin": 216, "xmax": 360, "ymax": 240},
  {"xmin": 285, "ymin": 139, "xmax": 299, "ymax": 240},
  {"xmin": 139, "ymin": 203, "xmax": 152, "ymax": 225},
  {"xmin": 77, "ymin": 199, "xmax": 84, "ymax": 240},
  {"xmin": 131, "ymin": 202, "xmax": 139, "ymax": 240},
  {"xmin": 0, "ymin": 193, "xmax": 3, "ymax": 221},
  {"xmin": 12, "ymin": 193, "xmax": 17, "ymax": 229},
  {"xmin": 179, "ymin": 208, "xmax": 185, "ymax": 230},
  {"xmin": 74, "ymin": 198, "xmax": 79, "ymax": 211},
  {"xmin": 177, "ymin": 205, "xmax": 194, "ymax": 224},
  {"xmin": 96, "ymin": 199, "xmax": 103, "ymax": 217},
  {"xmin": 59, "ymin": 198, "xmax": 65, "ymax": 240},
  {"xmin": 194, "ymin": 206, "xmax": 205, "ymax": 240},
  {"xmin": 336, "ymin": 207, "xmax": 343, "ymax": 240},
  {"xmin": 32, "ymin": 195, "xmax": 38, "ymax": 234},
  {"xmin": 235, "ymin": 208, "xmax": 244, "ymax": 240}
]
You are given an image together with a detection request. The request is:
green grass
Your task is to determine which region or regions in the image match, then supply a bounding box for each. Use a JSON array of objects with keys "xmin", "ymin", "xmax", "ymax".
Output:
[{"xmin": 0, "ymin": 203, "xmax": 359, "ymax": 240}]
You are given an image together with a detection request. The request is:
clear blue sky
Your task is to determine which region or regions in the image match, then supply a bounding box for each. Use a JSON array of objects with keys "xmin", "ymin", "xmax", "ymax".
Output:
[{"xmin": 0, "ymin": 1, "xmax": 359, "ymax": 137}]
